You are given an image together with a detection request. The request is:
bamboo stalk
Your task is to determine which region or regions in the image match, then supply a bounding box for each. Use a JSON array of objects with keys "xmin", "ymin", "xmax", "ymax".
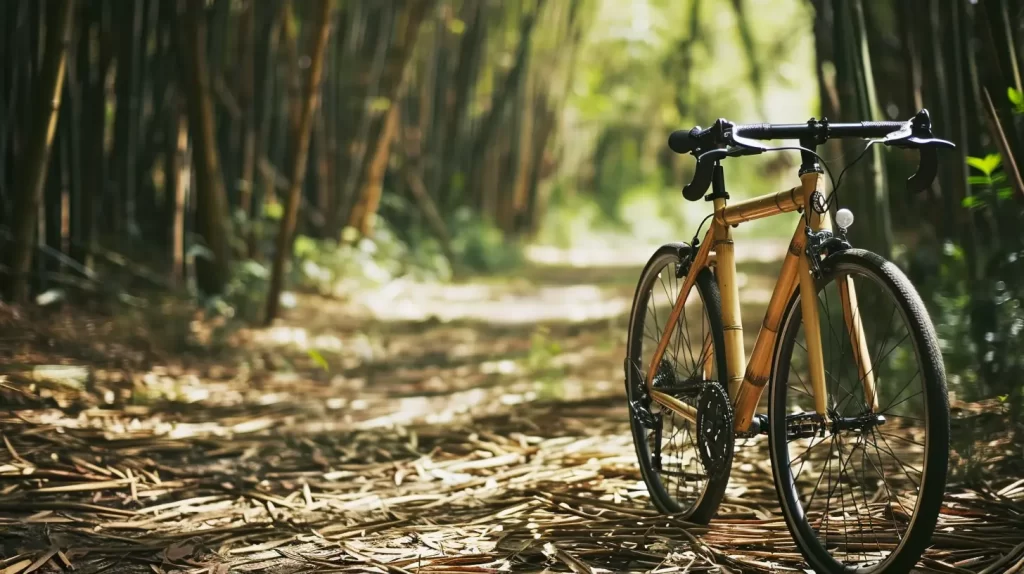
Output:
[
  {"xmin": 265, "ymin": 0, "xmax": 333, "ymax": 324},
  {"xmin": 6, "ymin": 0, "xmax": 74, "ymax": 302}
]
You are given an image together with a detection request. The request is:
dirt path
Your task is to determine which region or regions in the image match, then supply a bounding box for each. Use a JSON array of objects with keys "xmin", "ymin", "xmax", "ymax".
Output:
[{"xmin": 1, "ymin": 244, "xmax": 1021, "ymax": 573}]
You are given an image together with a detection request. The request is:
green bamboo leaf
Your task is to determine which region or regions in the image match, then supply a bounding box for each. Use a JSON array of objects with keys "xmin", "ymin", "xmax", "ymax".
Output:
[
  {"xmin": 966, "ymin": 175, "xmax": 992, "ymax": 186},
  {"xmin": 307, "ymin": 349, "xmax": 329, "ymax": 372},
  {"xmin": 966, "ymin": 154, "xmax": 1001, "ymax": 175},
  {"xmin": 1009, "ymin": 87, "xmax": 1024, "ymax": 107},
  {"xmin": 1007, "ymin": 87, "xmax": 1024, "ymax": 113}
]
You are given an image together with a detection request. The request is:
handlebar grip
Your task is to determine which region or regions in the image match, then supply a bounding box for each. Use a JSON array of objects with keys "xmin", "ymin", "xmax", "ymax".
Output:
[
  {"xmin": 683, "ymin": 159, "xmax": 715, "ymax": 201},
  {"xmin": 669, "ymin": 127, "xmax": 707, "ymax": 154}
]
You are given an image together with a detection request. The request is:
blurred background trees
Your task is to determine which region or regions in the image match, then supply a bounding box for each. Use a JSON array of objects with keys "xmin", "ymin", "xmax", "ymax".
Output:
[{"xmin": 1, "ymin": 0, "xmax": 1023, "ymax": 415}]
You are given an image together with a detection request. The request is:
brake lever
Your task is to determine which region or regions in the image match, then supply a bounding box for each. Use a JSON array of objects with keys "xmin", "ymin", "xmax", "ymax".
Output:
[
  {"xmin": 881, "ymin": 109, "xmax": 956, "ymax": 193},
  {"xmin": 907, "ymin": 147, "xmax": 939, "ymax": 193},
  {"xmin": 683, "ymin": 128, "xmax": 767, "ymax": 200},
  {"xmin": 683, "ymin": 155, "xmax": 716, "ymax": 201},
  {"xmin": 728, "ymin": 132, "xmax": 769, "ymax": 155}
]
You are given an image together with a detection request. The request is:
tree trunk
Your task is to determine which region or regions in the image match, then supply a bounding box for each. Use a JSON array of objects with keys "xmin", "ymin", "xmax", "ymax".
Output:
[
  {"xmin": 264, "ymin": 0, "xmax": 332, "ymax": 324},
  {"xmin": 466, "ymin": 0, "xmax": 545, "ymax": 209},
  {"xmin": 348, "ymin": 102, "xmax": 401, "ymax": 235},
  {"xmin": 832, "ymin": 0, "xmax": 892, "ymax": 258},
  {"xmin": 177, "ymin": 0, "xmax": 232, "ymax": 295},
  {"xmin": 328, "ymin": 4, "xmax": 396, "ymax": 239},
  {"xmin": 6, "ymin": 0, "xmax": 74, "ymax": 302},
  {"xmin": 432, "ymin": 0, "xmax": 483, "ymax": 209},
  {"xmin": 346, "ymin": 0, "xmax": 433, "ymax": 237},
  {"xmin": 109, "ymin": 1, "xmax": 143, "ymax": 237},
  {"xmin": 251, "ymin": 0, "xmax": 283, "ymax": 257},
  {"xmin": 729, "ymin": 0, "xmax": 765, "ymax": 118},
  {"xmin": 237, "ymin": 0, "xmax": 256, "ymax": 238},
  {"xmin": 166, "ymin": 99, "xmax": 189, "ymax": 286}
]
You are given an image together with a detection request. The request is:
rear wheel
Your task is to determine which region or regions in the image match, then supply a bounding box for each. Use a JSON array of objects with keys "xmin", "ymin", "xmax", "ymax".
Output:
[
  {"xmin": 626, "ymin": 243, "xmax": 731, "ymax": 523},
  {"xmin": 768, "ymin": 249, "xmax": 949, "ymax": 573}
]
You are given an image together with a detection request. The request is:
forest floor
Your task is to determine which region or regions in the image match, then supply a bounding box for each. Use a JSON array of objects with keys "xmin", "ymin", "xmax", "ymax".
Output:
[{"xmin": 1, "ymin": 241, "xmax": 1022, "ymax": 573}]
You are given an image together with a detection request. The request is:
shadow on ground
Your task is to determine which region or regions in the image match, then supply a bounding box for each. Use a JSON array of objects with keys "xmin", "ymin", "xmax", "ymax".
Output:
[{"xmin": 0, "ymin": 244, "xmax": 1021, "ymax": 573}]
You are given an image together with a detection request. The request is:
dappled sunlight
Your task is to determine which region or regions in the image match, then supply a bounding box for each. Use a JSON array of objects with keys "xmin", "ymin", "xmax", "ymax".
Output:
[{"xmin": 355, "ymin": 278, "xmax": 632, "ymax": 325}]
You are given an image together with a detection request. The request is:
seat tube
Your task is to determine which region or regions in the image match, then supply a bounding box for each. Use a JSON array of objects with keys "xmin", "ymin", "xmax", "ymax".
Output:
[
  {"xmin": 710, "ymin": 165, "xmax": 745, "ymax": 400},
  {"xmin": 796, "ymin": 171, "xmax": 830, "ymax": 416}
]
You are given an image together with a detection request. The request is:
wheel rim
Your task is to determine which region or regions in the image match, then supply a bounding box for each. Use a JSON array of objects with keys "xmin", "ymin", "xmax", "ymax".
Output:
[
  {"xmin": 629, "ymin": 256, "xmax": 720, "ymax": 515},
  {"xmin": 772, "ymin": 263, "xmax": 933, "ymax": 571}
]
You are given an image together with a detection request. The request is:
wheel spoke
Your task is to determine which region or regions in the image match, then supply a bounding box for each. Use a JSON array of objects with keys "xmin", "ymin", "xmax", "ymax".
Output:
[
  {"xmin": 628, "ymin": 255, "xmax": 727, "ymax": 518},
  {"xmin": 771, "ymin": 258, "xmax": 941, "ymax": 570}
]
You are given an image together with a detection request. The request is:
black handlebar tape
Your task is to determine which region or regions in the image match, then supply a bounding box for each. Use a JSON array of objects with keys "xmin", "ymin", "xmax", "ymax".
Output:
[
  {"xmin": 907, "ymin": 147, "xmax": 938, "ymax": 193},
  {"xmin": 683, "ymin": 160, "xmax": 715, "ymax": 201}
]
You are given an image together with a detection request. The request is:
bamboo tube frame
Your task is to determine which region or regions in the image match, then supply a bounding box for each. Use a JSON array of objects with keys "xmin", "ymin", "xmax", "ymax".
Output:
[
  {"xmin": 797, "ymin": 173, "xmax": 831, "ymax": 416},
  {"xmin": 839, "ymin": 275, "xmax": 880, "ymax": 411},
  {"xmin": 645, "ymin": 228, "xmax": 714, "ymax": 391},
  {"xmin": 715, "ymin": 185, "xmax": 802, "ymax": 227},
  {"xmin": 648, "ymin": 174, "xmax": 888, "ymax": 431},
  {"xmin": 731, "ymin": 223, "xmax": 805, "ymax": 431},
  {"xmin": 713, "ymin": 199, "xmax": 746, "ymax": 399},
  {"xmin": 650, "ymin": 390, "xmax": 699, "ymax": 423}
]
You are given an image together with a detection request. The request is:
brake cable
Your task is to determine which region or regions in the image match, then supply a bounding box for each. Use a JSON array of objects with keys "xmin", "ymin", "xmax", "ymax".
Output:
[{"xmin": 688, "ymin": 139, "xmax": 878, "ymax": 243}]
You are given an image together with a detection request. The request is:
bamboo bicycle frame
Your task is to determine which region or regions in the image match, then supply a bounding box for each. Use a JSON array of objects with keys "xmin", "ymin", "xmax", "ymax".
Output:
[{"xmin": 644, "ymin": 171, "xmax": 880, "ymax": 433}]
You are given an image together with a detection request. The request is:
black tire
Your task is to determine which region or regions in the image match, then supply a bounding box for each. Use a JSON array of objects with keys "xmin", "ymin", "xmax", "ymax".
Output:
[
  {"xmin": 768, "ymin": 249, "xmax": 949, "ymax": 573},
  {"xmin": 626, "ymin": 243, "xmax": 732, "ymax": 523}
]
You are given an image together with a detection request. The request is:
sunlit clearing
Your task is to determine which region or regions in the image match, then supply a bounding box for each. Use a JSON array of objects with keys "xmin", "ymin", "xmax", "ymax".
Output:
[{"xmin": 356, "ymin": 279, "xmax": 630, "ymax": 324}]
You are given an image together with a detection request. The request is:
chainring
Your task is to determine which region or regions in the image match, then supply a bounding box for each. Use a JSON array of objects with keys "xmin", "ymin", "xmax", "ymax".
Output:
[{"xmin": 695, "ymin": 381, "xmax": 735, "ymax": 479}]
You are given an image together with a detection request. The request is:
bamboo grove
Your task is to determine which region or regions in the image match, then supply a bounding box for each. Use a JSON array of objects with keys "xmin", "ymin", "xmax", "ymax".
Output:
[
  {"xmin": 0, "ymin": 0, "xmax": 586, "ymax": 321},
  {"xmin": 812, "ymin": 0, "xmax": 1024, "ymax": 409},
  {"xmin": 2, "ymin": 0, "xmax": 1024, "ymax": 407}
]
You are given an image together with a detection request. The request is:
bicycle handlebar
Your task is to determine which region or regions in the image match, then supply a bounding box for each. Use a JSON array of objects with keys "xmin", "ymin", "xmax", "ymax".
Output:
[{"xmin": 668, "ymin": 109, "xmax": 956, "ymax": 201}]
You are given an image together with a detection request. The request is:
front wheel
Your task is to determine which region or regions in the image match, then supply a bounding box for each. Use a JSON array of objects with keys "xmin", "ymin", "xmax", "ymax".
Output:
[{"xmin": 768, "ymin": 249, "xmax": 949, "ymax": 573}]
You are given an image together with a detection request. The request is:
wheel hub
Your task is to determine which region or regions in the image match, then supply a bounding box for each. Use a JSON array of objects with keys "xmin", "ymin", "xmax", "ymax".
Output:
[{"xmin": 784, "ymin": 411, "xmax": 887, "ymax": 440}]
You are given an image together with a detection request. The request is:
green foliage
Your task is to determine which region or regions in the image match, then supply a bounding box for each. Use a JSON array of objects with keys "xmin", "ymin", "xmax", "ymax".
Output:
[
  {"xmin": 1009, "ymin": 87, "xmax": 1024, "ymax": 115},
  {"xmin": 929, "ymin": 151, "xmax": 1024, "ymax": 421},
  {"xmin": 963, "ymin": 154, "xmax": 1013, "ymax": 209},
  {"xmin": 292, "ymin": 219, "xmax": 452, "ymax": 298},
  {"xmin": 450, "ymin": 209, "xmax": 524, "ymax": 273},
  {"xmin": 966, "ymin": 153, "xmax": 1002, "ymax": 176},
  {"xmin": 307, "ymin": 348, "xmax": 329, "ymax": 371},
  {"xmin": 527, "ymin": 325, "xmax": 565, "ymax": 382}
]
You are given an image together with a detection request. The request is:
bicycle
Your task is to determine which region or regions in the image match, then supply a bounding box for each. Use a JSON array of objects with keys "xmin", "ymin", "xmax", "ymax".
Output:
[{"xmin": 625, "ymin": 109, "xmax": 955, "ymax": 573}]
